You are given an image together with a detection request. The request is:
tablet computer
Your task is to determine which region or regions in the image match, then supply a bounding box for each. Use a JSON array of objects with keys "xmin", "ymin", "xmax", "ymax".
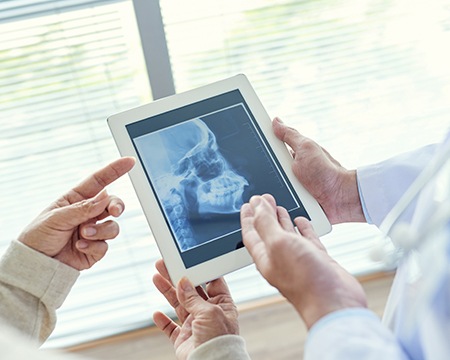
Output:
[{"xmin": 108, "ymin": 74, "xmax": 331, "ymax": 286}]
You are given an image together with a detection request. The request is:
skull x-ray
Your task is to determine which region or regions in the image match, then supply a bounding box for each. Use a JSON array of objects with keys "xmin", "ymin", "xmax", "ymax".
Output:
[
  {"xmin": 134, "ymin": 116, "xmax": 249, "ymax": 251},
  {"xmin": 171, "ymin": 119, "xmax": 248, "ymax": 216},
  {"xmin": 131, "ymin": 95, "xmax": 309, "ymax": 267}
]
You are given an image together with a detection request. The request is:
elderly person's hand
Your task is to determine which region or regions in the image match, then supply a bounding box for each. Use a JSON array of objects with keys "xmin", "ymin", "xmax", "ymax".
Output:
[
  {"xmin": 241, "ymin": 194, "xmax": 367, "ymax": 329},
  {"xmin": 17, "ymin": 157, "xmax": 135, "ymax": 270},
  {"xmin": 153, "ymin": 260, "xmax": 239, "ymax": 360},
  {"xmin": 272, "ymin": 117, "xmax": 365, "ymax": 224}
]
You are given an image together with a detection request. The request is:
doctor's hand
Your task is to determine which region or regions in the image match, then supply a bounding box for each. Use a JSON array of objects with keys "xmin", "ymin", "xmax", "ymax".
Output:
[
  {"xmin": 272, "ymin": 117, "xmax": 365, "ymax": 224},
  {"xmin": 241, "ymin": 194, "xmax": 367, "ymax": 329},
  {"xmin": 17, "ymin": 157, "xmax": 135, "ymax": 271},
  {"xmin": 153, "ymin": 260, "xmax": 239, "ymax": 360}
]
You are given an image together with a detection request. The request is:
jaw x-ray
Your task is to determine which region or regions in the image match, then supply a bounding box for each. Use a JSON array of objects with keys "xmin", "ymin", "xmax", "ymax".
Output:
[
  {"xmin": 130, "ymin": 91, "xmax": 309, "ymax": 268},
  {"xmin": 136, "ymin": 117, "xmax": 249, "ymax": 251}
]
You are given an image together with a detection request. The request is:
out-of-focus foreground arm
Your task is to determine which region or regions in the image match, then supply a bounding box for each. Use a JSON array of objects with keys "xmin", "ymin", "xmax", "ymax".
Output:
[{"xmin": 0, "ymin": 240, "xmax": 79, "ymax": 344}]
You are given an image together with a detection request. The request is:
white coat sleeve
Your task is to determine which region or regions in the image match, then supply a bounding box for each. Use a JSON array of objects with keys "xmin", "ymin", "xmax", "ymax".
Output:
[
  {"xmin": 304, "ymin": 309, "xmax": 409, "ymax": 360},
  {"xmin": 357, "ymin": 144, "xmax": 437, "ymax": 227}
]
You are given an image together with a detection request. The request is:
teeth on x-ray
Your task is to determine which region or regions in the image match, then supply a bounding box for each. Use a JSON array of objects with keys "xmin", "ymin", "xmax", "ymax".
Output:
[
  {"xmin": 171, "ymin": 119, "xmax": 248, "ymax": 216},
  {"xmin": 138, "ymin": 118, "xmax": 249, "ymax": 251},
  {"xmin": 197, "ymin": 174, "xmax": 248, "ymax": 214}
]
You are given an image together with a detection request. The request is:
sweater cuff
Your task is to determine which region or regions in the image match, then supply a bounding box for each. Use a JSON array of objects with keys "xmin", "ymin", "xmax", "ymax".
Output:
[
  {"xmin": 0, "ymin": 241, "xmax": 79, "ymax": 310},
  {"xmin": 188, "ymin": 335, "xmax": 251, "ymax": 360}
]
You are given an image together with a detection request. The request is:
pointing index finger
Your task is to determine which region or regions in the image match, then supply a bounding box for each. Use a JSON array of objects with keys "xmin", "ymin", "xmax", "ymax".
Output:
[
  {"xmin": 251, "ymin": 196, "xmax": 281, "ymax": 240},
  {"xmin": 68, "ymin": 157, "xmax": 135, "ymax": 202}
]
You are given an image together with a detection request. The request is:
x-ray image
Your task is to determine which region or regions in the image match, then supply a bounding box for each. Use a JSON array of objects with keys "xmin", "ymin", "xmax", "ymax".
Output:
[
  {"xmin": 134, "ymin": 116, "xmax": 249, "ymax": 252},
  {"xmin": 131, "ymin": 96, "xmax": 307, "ymax": 266}
]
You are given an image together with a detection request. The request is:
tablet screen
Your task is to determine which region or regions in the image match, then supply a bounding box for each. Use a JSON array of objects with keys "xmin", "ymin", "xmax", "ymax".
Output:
[{"xmin": 127, "ymin": 89, "xmax": 310, "ymax": 268}]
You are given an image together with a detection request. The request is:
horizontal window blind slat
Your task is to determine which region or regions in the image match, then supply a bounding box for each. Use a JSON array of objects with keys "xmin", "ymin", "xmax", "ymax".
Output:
[{"xmin": 0, "ymin": 0, "xmax": 120, "ymax": 23}]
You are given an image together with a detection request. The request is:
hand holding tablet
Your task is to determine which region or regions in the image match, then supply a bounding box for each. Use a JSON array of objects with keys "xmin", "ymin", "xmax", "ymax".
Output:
[{"xmin": 108, "ymin": 74, "xmax": 331, "ymax": 286}]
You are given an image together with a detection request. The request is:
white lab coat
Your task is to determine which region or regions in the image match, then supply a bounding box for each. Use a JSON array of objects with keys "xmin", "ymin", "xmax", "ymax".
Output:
[{"xmin": 304, "ymin": 133, "xmax": 450, "ymax": 360}]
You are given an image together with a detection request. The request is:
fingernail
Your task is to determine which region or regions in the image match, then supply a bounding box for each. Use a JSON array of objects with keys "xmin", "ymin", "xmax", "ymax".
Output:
[
  {"xmin": 180, "ymin": 277, "xmax": 194, "ymax": 292},
  {"xmin": 83, "ymin": 227, "xmax": 97, "ymax": 236},
  {"xmin": 275, "ymin": 117, "xmax": 284, "ymax": 124},
  {"xmin": 77, "ymin": 240, "xmax": 89, "ymax": 249},
  {"xmin": 114, "ymin": 203, "xmax": 123, "ymax": 215},
  {"xmin": 250, "ymin": 196, "xmax": 262, "ymax": 207}
]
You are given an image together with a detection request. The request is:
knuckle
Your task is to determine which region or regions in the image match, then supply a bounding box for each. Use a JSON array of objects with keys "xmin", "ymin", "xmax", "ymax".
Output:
[
  {"xmin": 78, "ymin": 198, "xmax": 92, "ymax": 210},
  {"xmin": 93, "ymin": 173, "xmax": 108, "ymax": 189},
  {"xmin": 269, "ymin": 232, "xmax": 296, "ymax": 255},
  {"xmin": 299, "ymin": 137, "xmax": 316, "ymax": 152},
  {"xmin": 270, "ymin": 235, "xmax": 286, "ymax": 251},
  {"xmin": 206, "ymin": 305, "xmax": 224, "ymax": 318}
]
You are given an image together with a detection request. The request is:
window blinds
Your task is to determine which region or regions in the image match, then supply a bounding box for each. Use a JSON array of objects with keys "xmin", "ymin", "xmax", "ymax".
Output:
[
  {"xmin": 0, "ymin": 0, "xmax": 156, "ymax": 347},
  {"xmin": 0, "ymin": 0, "xmax": 121, "ymax": 22},
  {"xmin": 1, "ymin": 0, "xmax": 450, "ymax": 349},
  {"xmin": 159, "ymin": 0, "xmax": 450, "ymax": 267}
]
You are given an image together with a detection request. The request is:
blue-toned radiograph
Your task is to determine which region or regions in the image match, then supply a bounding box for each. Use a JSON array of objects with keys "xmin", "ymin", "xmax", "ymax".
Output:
[
  {"xmin": 129, "ymin": 96, "xmax": 307, "ymax": 268},
  {"xmin": 173, "ymin": 119, "xmax": 248, "ymax": 215},
  {"xmin": 134, "ymin": 118, "xmax": 249, "ymax": 251}
]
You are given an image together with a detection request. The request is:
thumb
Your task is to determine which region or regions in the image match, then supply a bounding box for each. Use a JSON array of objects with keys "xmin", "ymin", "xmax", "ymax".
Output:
[
  {"xmin": 177, "ymin": 277, "xmax": 210, "ymax": 316},
  {"xmin": 272, "ymin": 117, "xmax": 305, "ymax": 151},
  {"xmin": 53, "ymin": 190, "xmax": 110, "ymax": 230}
]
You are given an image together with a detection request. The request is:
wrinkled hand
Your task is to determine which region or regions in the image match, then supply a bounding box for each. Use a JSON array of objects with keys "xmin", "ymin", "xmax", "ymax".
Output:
[
  {"xmin": 241, "ymin": 194, "xmax": 367, "ymax": 329},
  {"xmin": 153, "ymin": 260, "xmax": 239, "ymax": 360},
  {"xmin": 17, "ymin": 157, "xmax": 135, "ymax": 271},
  {"xmin": 272, "ymin": 117, "xmax": 365, "ymax": 224}
]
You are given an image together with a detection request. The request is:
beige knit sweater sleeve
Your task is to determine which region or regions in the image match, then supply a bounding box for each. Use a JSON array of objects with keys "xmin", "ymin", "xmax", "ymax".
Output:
[
  {"xmin": 0, "ymin": 240, "xmax": 79, "ymax": 344},
  {"xmin": 0, "ymin": 241, "xmax": 253, "ymax": 360},
  {"xmin": 189, "ymin": 335, "xmax": 252, "ymax": 360}
]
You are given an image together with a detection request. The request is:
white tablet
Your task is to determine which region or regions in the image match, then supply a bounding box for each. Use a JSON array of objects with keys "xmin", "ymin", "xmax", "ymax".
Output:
[{"xmin": 108, "ymin": 74, "xmax": 331, "ymax": 286}]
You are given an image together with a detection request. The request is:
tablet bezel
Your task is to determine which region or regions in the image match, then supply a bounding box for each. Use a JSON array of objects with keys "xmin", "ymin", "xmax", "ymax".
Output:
[{"xmin": 108, "ymin": 74, "xmax": 331, "ymax": 286}]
